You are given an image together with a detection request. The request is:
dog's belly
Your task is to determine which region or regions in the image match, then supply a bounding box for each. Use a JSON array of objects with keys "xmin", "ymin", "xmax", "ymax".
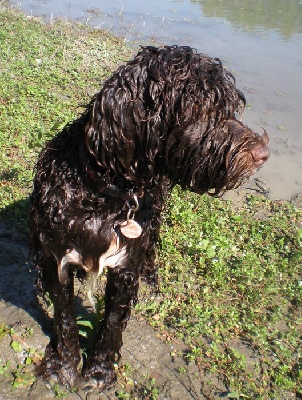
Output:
[
  {"xmin": 57, "ymin": 234, "xmax": 126, "ymax": 275},
  {"xmin": 40, "ymin": 200, "xmax": 127, "ymax": 281},
  {"xmin": 53, "ymin": 230, "xmax": 127, "ymax": 305}
]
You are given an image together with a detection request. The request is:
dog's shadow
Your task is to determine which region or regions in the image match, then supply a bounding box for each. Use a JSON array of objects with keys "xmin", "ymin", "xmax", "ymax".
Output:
[{"xmin": 0, "ymin": 198, "xmax": 92, "ymax": 341}]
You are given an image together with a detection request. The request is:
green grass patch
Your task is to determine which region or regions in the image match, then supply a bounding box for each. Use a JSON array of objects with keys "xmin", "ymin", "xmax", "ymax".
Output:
[
  {"xmin": 0, "ymin": 5, "xmax": 132, "ymax": 214},
  {"xmin": 0, "ymin": 6, "xmax": 301, "ymax": 399},
  {"xmin": 138, "ymin": 190, "xmax": 302, "ymax": 398}
]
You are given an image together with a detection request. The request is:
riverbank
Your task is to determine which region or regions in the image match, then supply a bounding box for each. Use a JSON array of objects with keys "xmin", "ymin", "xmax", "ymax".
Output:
[{"xmin": 0, "ymin": 6, "xmax": 301, "ymax": 399}]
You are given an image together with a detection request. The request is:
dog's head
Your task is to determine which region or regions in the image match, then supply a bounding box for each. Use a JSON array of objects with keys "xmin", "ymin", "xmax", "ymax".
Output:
[
  {"xmin": 166, "ymin": 118, "xmax": 269, "ymax": 195},
  {"xmin": 84, "ymin": 46, "xmax": 269, "ymax": 193}
]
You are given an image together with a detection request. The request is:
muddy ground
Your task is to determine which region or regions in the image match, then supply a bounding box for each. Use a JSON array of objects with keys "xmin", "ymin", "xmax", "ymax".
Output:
[{"xmin": 0, "ymin": 183, "xmax": 301, "ymax": 399}]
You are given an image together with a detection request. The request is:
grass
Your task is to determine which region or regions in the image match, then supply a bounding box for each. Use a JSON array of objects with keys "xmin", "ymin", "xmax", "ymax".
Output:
[
  {"xmin": 0, "ymin": 5, "xmax": 301, "ymax": 399},
  {"xmin": 137, "ymin": 191, "xmax": 301, "ymax": 398},
  {"xmin": 0, "ymin": 5, "xmax": 132, "ymax": 216}
]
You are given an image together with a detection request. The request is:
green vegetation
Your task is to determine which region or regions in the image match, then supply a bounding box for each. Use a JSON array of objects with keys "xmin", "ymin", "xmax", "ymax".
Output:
[
  {"xmin": 0, "ymin": 6, "xmax": 301, "ymax": 399},
  {"xmin": 138, "ymin": 191, "xmax": 301, "ymax": 398},
  {"xmin": 0, "ymin": 324, "xmax": 40, "ymax": 389},
  {"xmin": 0, "ymin": 5, "xmax": 131, "ymax": 218}
]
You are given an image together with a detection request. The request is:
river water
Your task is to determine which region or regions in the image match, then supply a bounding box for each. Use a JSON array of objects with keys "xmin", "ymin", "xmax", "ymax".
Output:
[{"xmin": 9, "ymin": 0, "xmax": 302, "ymax": 200}]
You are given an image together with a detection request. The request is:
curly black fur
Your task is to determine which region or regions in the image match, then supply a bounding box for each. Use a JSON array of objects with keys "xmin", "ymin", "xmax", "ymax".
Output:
[{"xmin": 30, "ymin": 45, "xmax": 269, "ymax": 389}]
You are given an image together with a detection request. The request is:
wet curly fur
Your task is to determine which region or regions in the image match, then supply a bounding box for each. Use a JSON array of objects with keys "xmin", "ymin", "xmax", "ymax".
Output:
[{"xmin": 30, "ymin": 45, "xmax": 269, "ymax": 389}]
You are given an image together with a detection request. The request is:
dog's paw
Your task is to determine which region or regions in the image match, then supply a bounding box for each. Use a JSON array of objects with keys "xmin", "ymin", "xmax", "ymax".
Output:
[
  {"xmin": 82, "ymin": 361, "xmax": 117, "ymax": 391},
  {"xmin": 35, "ymin": 350, "xmax": 81, "ymax": 388}
]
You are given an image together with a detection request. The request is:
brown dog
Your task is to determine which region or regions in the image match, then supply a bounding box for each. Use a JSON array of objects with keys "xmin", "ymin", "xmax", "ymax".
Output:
[{"xmin": 30, "ymin": 45, "xmax": 269, "ymax": 389}]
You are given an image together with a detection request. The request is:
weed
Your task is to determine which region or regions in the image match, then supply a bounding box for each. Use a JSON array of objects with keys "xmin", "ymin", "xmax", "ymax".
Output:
[
  {"xmin": 51, "ymin": 384, "xmax": 68, "ymax": 398},
  {"xmin": 0, "ymin": 360, "xmax": 10, "ymax": 376},
  {"xmin": 0, "ymin": 324, "xmax": 39, "ymax": 388},
  {"xmin": 138, "ymin": 375, "xmax": 159, "ymax": 399},
  {"xmin": 10, "ymin": 364, "xmax": 35, "ymax": 389},
  {"xmin": 76, "ymin": 293, "xmax": 105, "ymax": 353},
  {"xmin": 0, "ymin": 324, "xmax": 11, "ymax": 340}
]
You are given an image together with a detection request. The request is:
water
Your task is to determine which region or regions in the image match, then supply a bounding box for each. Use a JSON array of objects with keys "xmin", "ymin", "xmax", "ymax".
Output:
[{"xmin": 9, "ymin": 0, "xmax": 302, "ymax": 200}]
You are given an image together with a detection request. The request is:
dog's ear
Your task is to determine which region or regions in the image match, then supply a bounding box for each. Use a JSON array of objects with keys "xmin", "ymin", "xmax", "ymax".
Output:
[
  {"xmin": 80, "ymin": 95, "xmax": 103, "ymax": 163},
  {"xmin": 82, "ymin": 81, "xmax": 163, "ymax": 182},
  {"xmin": 85, "ymin": 123, "xmax": 101, "ymax": 162}
]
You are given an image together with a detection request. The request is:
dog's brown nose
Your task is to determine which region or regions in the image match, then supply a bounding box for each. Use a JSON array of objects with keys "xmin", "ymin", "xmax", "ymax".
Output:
[
  {"xmin": 251, "ymin": 129, "xmax": 270, "ymax": 166},
  {"xmin": 251, "ymin": 145, "xmax": 270, "ymax": 166}
]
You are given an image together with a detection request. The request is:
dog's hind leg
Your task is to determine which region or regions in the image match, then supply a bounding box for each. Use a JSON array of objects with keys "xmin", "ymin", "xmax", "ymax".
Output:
[
  {"xmin": 82, "ymin": 265, "xmax": 139, "ymax": 389},
  {"xmin": 36, "ymin": 258, "xmax": 81, "ymax": 387},
  {"xmin": 141, "ymin": 221, "xmax": 160, "ymax": 285},
  {"xmin": 140, "ymin": 179, "xmax": 169, "ymax": 285}
]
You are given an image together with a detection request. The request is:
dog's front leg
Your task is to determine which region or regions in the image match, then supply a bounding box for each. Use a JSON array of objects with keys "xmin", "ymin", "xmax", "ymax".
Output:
[
  {"xmin": 36, "ymin": 260, "xmax": 81, "ymax": 387},
  {"xmin": 82, "ymin": 265, "xmax": 139, "ymax": 389}
]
